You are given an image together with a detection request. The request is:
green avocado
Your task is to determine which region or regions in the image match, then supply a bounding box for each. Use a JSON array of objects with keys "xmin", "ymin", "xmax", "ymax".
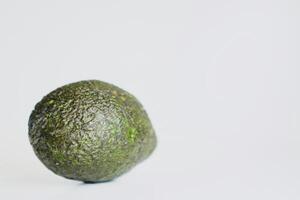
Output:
[{"xmin": 28, "ymin": 80, "xmax": 156, "ymax": 183}]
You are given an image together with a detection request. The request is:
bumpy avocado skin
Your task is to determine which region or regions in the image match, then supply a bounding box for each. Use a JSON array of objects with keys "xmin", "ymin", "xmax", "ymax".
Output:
[{"xmin": 28, "ymin": 80, "xmax": 156, "ymax": 182}]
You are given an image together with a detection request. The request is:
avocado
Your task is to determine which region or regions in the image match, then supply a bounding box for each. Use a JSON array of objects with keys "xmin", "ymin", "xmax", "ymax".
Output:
[{"xmin": 28, "ymin": 80, "xmax": 157, "ymax": 182}]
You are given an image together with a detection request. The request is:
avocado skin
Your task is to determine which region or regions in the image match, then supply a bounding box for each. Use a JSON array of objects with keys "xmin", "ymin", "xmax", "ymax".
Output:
[{"xmin": 28, "ymin": 80, "xmax": 156, "ymax": 182}]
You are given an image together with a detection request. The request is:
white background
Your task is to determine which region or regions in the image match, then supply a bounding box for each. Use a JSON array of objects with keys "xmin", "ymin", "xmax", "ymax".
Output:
[{"xmin": 0, "ymin": 0, "xmax": 300, "ymax": 199}]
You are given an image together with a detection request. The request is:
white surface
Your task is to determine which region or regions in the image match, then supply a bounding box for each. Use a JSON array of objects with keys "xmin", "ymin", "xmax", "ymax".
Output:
[{"xmin": 1, "ymin": 0, "xmax": 300, "ymax": 199}]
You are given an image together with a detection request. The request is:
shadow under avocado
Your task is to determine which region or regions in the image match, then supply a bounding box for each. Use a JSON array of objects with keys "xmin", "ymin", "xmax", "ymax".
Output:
[{"xmin": 83, "ymin": 179, "xmax": 114, "ymax": 184}]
